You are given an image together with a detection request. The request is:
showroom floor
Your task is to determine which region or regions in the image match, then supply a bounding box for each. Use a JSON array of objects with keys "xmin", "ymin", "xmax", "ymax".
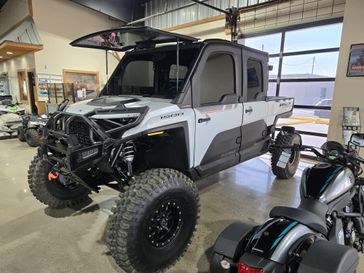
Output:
[{"xmin": 0, "ymin": 138, "xmax": 363, "ymax": 273}]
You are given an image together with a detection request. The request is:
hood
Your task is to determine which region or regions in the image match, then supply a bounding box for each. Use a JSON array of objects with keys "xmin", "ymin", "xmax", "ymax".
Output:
[{"xmin": 65, "ymin": 96, "xmax": 175, "ymax": 115}]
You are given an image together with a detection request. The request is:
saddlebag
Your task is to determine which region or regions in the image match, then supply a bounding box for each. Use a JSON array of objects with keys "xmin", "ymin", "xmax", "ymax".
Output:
[{"xmin": 297, "ymin": 239, "xmax": 358, "ymax": 273}]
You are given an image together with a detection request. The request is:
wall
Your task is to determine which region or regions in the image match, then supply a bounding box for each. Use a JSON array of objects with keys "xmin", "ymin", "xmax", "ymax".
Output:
[
  {"xmin": 31, "ymin": 0, "xmax": 122, "ymax": 95},
  {"xmin": 0, "ymin": 0, "xmax": 31, "ymax": 37},
  {"xmin": 328, "ymin": 0, "xmax": 364, "ymax": 143},
  {"xmin": 164, "ymin": 0, "xmax": 345, "ymax": 40}
]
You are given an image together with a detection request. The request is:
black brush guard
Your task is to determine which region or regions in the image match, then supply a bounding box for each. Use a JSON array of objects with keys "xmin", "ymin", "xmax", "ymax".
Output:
[{"xmin": 41, "ymin": 107, "xmax": 148, "ymax": 172}]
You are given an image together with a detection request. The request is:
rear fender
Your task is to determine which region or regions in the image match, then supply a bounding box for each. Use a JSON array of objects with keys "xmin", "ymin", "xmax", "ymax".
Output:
[{"xmin": 245, "ymin": 218, "xmax": 314, "ymax": 264}]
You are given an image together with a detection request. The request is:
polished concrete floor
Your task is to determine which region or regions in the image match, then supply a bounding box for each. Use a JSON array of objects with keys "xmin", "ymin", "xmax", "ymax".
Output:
[{"xmin": 0, "ymin": 138, "xmax": 363, "ymax": 273}]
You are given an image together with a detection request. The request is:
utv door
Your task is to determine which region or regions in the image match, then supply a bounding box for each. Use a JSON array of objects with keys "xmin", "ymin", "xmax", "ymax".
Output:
[
  {"xmin": 192, "ymin": 45, "xmax": 242, "ymax": 177},
  {"xmin": 240, "ymin": 51, "xmax": 270, "ymax": 162}
]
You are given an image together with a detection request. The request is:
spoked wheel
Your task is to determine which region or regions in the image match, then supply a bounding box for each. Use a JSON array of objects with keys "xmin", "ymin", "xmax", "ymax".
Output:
[
  {"xmin": 28, "ymin": 158, "xmax": 90, "ymax": 208},
  {"xmin": 107, "ymin": 168, "xmax": 199, "ymax": 273}
]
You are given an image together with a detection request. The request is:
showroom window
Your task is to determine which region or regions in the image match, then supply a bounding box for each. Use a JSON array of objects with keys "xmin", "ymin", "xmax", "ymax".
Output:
[
  {"xmin": 243, "ymin": 18, "xmax": 343, "ymax": 148},
  {"xmin": 200, "ymin": 53, "xmax": 235, "ymax": 105}
]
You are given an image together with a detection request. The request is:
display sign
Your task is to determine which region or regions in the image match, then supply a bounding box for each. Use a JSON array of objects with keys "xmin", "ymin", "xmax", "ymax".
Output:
[
  {"xmin": 63, "ymin": 69, "xmax": 99, "ymax": 102},
  {"xmin": 347, "ymin": 44, "xmax": 364, "ymax": 77}
]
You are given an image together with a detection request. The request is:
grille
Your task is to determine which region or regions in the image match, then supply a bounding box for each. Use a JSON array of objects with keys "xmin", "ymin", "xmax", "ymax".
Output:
[{"xmin": 69, "ymin": 120, "xmax": 92, "ymax": 146}]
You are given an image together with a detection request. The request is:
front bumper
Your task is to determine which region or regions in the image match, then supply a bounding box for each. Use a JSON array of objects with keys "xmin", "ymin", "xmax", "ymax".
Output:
[{"xmin": 42, "ymin": 107, "xmax": 147, "ymax": 171}]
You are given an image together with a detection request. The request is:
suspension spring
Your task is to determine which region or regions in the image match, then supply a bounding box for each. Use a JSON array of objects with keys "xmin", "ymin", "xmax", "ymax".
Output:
[{"xmin": 122, "ymin": 141, "xmax": 135, "ymax": 176}]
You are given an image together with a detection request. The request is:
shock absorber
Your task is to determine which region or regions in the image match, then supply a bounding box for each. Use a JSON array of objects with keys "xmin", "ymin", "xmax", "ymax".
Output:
[{"xmin": 122, "ymin": 141, "xmax": 135, "ymax": 177}]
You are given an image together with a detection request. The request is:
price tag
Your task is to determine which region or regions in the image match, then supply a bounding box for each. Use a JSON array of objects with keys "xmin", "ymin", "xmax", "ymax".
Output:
[{"xmin": 277, "ymin": 151, "xmax": 291, "ymax": 168}]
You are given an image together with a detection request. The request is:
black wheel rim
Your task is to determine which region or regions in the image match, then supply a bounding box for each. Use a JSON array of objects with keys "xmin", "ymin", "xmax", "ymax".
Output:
[{"xmin": 147, "ymin": 200, "xmax": 183, "ymax": 248}]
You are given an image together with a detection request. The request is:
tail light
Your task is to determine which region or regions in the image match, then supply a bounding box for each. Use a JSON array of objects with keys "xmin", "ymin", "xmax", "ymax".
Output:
[{"xmin": 238, "ymin": 262, "xmax": 263, "ymax": 273}]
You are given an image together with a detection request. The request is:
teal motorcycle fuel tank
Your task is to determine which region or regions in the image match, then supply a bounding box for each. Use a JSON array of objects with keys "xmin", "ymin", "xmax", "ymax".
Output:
[{"xmin": 300, "ymin": 162, "xmax": 355, "ymax": 203}]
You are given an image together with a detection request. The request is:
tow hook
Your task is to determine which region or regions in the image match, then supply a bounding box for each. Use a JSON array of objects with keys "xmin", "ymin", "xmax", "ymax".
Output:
[{"xmin": 48, "ymin": 164, "xmax": 60, "ymax": 181}]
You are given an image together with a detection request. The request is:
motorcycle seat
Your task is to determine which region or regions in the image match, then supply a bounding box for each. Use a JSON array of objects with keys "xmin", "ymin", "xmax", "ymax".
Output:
[{"xmin": 270, "ymin": 206, "xmax": 327, "ymax": 235}]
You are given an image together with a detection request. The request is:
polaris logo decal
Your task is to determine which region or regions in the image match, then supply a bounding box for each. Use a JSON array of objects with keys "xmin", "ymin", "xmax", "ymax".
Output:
[{"xmin": 161, "ymin": 112, "xmax": 184, "ymax": 120}]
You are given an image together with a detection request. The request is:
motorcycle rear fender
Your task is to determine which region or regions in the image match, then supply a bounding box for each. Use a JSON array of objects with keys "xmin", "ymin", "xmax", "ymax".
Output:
[
  {"xmin": 245, "ymin": 218, "xmax": 315, "ymax": 264},
  {"xmin": 297, "ymin": 239, "xmax": 358, "ymax": 273}
]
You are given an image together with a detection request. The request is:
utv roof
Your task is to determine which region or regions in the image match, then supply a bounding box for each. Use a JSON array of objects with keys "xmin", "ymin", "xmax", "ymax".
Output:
[{"xmin": 70, "ymin": 26, "xmax": 198, "ymax": 51}]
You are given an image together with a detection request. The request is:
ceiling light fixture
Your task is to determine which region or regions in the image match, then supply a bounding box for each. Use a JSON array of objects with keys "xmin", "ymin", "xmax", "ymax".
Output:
[{"xmin": 6, "ymin": 51, "xmax": 13, "ymax": 55}]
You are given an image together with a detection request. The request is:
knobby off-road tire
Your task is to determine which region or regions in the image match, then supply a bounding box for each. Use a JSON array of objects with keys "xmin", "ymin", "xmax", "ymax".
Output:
[
  {"xmin": 28, "ymin": 158, "xmax": 90, "ymax": 208},
  {"xmin": 27, "ymin": 154, "xmax": 40, "ymax": 186},
  {"xmin": 25, "ymin": 128, "xmax": 41, "ymax": 147},
  {"xmin": 271, "ymin": 131, "xmax": 301, "ymax": 179},
  {"xmin": 17, "ymin": 126, "xmax": 26, "ymax": 141},
  {"xmin": 107, "ymin": 168, "xmax": 200, "ymax": 273}
]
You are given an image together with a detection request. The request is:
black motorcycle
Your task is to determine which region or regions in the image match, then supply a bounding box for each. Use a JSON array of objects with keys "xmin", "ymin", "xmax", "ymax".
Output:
[{"xmin": 211, "ymin": 133, "xmax": 364, "ymax": 273}]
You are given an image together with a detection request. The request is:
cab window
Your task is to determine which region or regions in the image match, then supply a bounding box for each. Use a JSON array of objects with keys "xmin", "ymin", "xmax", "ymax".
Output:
[
  {"xmin": 200, "ymin": 53, "xmax": 235, "ymax": 105},
  {"xmin": 247, "ymin": 59, "xmax": 263, "ymax": 101}
]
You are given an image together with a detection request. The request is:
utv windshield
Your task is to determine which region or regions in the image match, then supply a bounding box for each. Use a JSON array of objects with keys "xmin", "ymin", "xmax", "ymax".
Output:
[{"xmin": 102, "ymin": 46, "xmax": 201, "ymax": 99}]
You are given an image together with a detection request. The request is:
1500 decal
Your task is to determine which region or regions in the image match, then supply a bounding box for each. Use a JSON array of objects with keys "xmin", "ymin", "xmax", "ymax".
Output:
[{"xmin": 161, "ymin": 112, "xmax": 184, "ymax": 120}]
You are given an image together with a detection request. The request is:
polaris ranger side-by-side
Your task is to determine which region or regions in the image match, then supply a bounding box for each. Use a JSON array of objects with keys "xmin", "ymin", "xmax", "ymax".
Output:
[{"xmin": 27, "ymin": 26, "xmax": 301, "ymax": 273}]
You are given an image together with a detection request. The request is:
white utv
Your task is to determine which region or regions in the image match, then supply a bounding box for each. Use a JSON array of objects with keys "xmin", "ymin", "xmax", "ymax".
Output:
[{"xmin": 27, "ymin": 26, "xmax": 301, "ymax": 273}]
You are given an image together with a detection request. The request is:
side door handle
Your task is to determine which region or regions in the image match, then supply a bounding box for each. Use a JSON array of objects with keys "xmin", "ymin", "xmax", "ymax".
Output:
[
  {"xmin": 198, "ymin": 117, "xmax": 211, "ymax": 123},
  {"xmin": 245, "ymin": 107, "xmax": 253, "ymax": 114}
]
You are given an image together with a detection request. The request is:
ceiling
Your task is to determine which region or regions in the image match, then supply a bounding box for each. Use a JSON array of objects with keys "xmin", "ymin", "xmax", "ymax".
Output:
[
  {"xmin": 0, "ymin": 41, "xmax": 43, "ymax": 63},
  {"xmin": 0, "ymin": 0, "xmax": 8, "ymax": 10}
]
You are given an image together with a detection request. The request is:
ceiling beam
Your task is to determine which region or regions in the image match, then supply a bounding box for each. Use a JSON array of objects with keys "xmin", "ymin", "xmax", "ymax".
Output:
[{"xmin": 0, "ymin": 40, "xmax": 43, "ymax": 62}]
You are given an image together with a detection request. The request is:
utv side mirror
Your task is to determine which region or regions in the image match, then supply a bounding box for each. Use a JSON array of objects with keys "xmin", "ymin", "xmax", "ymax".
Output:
[
  {"xmin": 350, "ymin": 133, "xmax": 364, "ymax": 147},
  {"xmin": 57, "ymin": 99, "xmax": 69, "ymax": 112}
]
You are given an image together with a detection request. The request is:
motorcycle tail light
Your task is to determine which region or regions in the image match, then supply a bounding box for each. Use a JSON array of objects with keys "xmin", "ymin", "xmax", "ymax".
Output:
[{"xmin": 238, "ymin": 262, "xmax": 263, "ymax": 273}]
